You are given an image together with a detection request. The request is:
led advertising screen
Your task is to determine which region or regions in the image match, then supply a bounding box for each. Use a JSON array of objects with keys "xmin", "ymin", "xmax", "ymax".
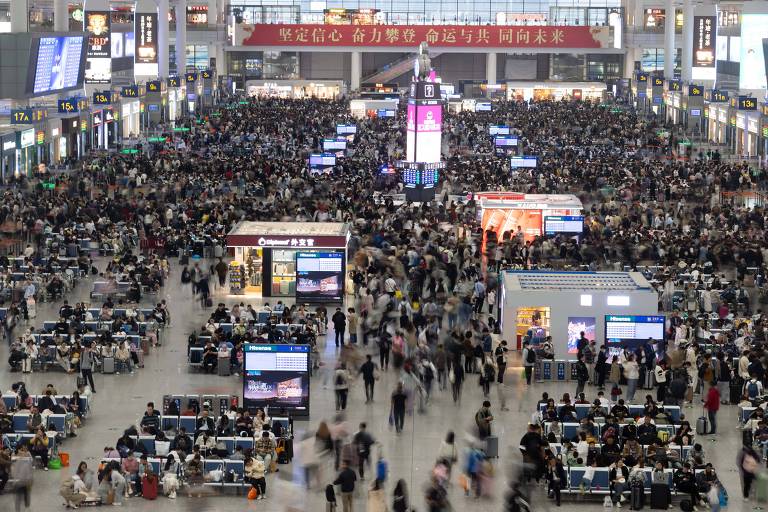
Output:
[
  {"xmin": 308, "ymin": 153, "xmax": 336, "ymax": 174},
  {"xmin": 605, "ymin": 315, "xmax": 665, "ymax": 351},
  {"xmin": 544, "ymin": 215, "xmax": 584, "ymax": 234},
  {"xmin": 111, "ymin": 32, "xmax": 124, "ymax": 58},
  {"xmin": 739, "ymin": 14, "xmax": 768, "ymax": 90},
  {"xmin": 510, "ymin": 156, "xmax": 537, "ymax": 168},
  {"xmin": 376, "ymin": 109, "xmax": 396, "ymax": 117},
  {"xmin": 692, "ymin": 15, "xmax": 716, "ymax": 80},
  {"xmin": 84, "ymin": 10, "xmax": 111, "ymax": 84},
  {"xmin": 405, "ymin": 100, "xmax": 442, "ymax": 164},
  {"xmin": 495, "ymin": 135, "xmax": 519, "ymax": 156},
  {"xmin": 243, "ymin": 344, "xmax": 310, "ymax": 415},
  {"xmin": 296, "ymin": 251, "xmax": 345, "ymax": 301},
  {"xmin": 567, "ymin": 317, "xmax": 596, "ymax": 354},
  {"xmin": 481, "ymin": 207, "xmax": 543, "ymax": 241},
  {"xmin": 26, "ymin": 36, "xmax": 86, "ymax": 96},
  {"xmin": 475, "ymin": 101, "xmax": 492, "ymax": 112},
  {"xmin": 135, "ymin": 13, "xmax": 159, "ymax": 76},
  {"xmin": 489, "ymin": 125, "xmax": 510, "ymax": 135}
]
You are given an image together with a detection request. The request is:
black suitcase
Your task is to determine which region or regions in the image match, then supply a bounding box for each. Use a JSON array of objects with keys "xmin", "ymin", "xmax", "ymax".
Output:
[
  {"xmin": 631, "ymin": 483, "xmax": 645, "ymax": 510},
  {"xmin": 650, "ymin": 483, "xmax": 670, "ymax": 509},
  {"xmin": 205, "ymin": 297, "xmax": 213, "ymax": 308},
  {"xmin": 731, "ymin": 380, "xmax": 743, "ymax": 404},
  {"xmin": 180, "ymin": 254, "xmax": 189, "ymax": 265},
  {"xmin": 744, "ymin": 429, "xmax": 754, "ymax": 447}
]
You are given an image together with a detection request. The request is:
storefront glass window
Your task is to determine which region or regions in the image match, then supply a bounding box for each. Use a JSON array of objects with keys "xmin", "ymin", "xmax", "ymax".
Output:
[
  {"xmin": 640, "ymin": 48, "xmax": 664, "ymax": 72},
  {"xmin": 264, "ymin": 51, "xmax": 299, "ymax": 79}
]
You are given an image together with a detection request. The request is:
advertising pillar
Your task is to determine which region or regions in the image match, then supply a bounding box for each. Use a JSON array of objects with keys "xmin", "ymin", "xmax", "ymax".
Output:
[
  {"xmin": 350, "ymin": 51, "xmax": 361, "ymax": 92},
  {"xmin": 83, "ymin": 0, "xmax": 112, "ymax": 88},
  {"xmin": 664, "ymin": 0, "xmax": 676, "ymax": 79},
  {"xmin": 158, "ymin": 0, "xmax": 170, "ymax": 78},
  {"xmin": 175, "ymin": 0, "xmax": 187, "ymax": 75},
  {"xmin": 134, "ymin": 0, "xmax": 160, "ymax": 81}
]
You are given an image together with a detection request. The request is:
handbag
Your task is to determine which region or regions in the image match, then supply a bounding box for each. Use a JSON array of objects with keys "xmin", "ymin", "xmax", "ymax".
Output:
[
  {"xmin": 208, "ymin": 463, "xmax": 224, "ymax": 483},
  {"xmin": 155, "ymin": 440, "xmax": 170, "ymax": 456}
]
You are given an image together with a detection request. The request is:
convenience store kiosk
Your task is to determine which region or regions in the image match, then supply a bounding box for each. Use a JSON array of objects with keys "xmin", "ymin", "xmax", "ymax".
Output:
[
  {"xmin": 476, "ymin": 192, "xmax": 583, "ymax": 242},
  {"xmin": 227, "ymin": 222, "xmax": 349, "ymax": 301},
  {"xmin": 499, "ymin": 271, "xmax": 659, "ymax": 356}
]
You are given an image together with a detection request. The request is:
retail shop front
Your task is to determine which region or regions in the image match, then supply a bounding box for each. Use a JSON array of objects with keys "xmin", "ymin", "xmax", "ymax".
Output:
[
  {"xmin": 245, "ymin": 80, "xmax": 344, "ymax": 100},
  {"xmin": 227, "ymin": 222, "xmax": 349, "ymax": 302},
  {"xmin": 507, "ymin": 81, "xmax": 606, "ymax": 102}
]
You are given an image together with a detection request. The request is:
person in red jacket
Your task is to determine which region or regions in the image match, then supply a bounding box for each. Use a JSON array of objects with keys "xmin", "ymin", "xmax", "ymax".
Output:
[{"xmin": 704, "ymin": 385, "xmax": 720, "ymax": 434}]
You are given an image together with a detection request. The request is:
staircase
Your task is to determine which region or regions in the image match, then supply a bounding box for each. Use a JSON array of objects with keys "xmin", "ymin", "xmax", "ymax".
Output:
[{"xmin": 362, "ymin": 53, "xmax": 441, "ymax": 84}]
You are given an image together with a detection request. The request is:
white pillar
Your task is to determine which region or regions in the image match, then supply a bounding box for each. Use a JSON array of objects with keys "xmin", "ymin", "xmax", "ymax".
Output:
[
  {"xmin": 10, "ymin": 0, "xmax": 28, "ymax": 33},
  {"xmin": 681, "ymin": 0, "xmax": 693, "ymax": 82},
  {"xmin": 54, "ymin": 0, "xmax": 68, "ymax": 31},
  {"xmin": 624, "ymin": 47, "xmax": 637, "ymax": 78},
  {"xmin": 208, "ymin": 0, "xmax": 218, "ymax": 26},
  {"xmin": 664, "ymin": 0, "xmax": 676, "ymax": 78},
  {"xmin": 175, "ymin": 0, "xmax": 187, "ymax": 75},
  {"xmin": 486, "ymin": 52, "xmax": 497, "ymax": 85},
  {"xmin": 350, "ymin": 51, "xmax": 361, "ymax": 92},
  {"xmin": 158, "ymin": 0, "xmax": 170, "ymax": 78}
]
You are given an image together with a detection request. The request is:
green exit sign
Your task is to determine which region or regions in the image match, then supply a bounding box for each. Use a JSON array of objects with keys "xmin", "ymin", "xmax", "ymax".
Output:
[
  {"xmin": 42, "ymin": 182, "xmax": 55, "ymax": 190},
  {"xmin": 120, "ymin": 149, "xmax": 139, "ymax": 154},
  {"xmin": 173, "ymin": 127, "xmax": 190, "ymax": 132},
  {"xmin": 148, "ymin": 137, "xmax": 165, "ymax": 142},
  {"xmin": 238, "ymin": 101, "xmax": 248, "ymax": 105}
]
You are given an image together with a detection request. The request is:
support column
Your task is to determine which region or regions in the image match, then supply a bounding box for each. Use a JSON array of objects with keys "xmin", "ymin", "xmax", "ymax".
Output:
[
  {"xmin": 350, "ymin": 51, "xmax": 361, "ymax": 92},
  {"xmin": 664, "ymin": 0, "xmax": 676, "ymax": 78},
  {"xmin": 208, "ymin": 0, "xmax": 218, "ymax": 26},
  {"xmin": 158, "ymin": 0, "xmax": 170, "ymax": 78},
  {"xmin": 54, "ymin": 0, "xmax": 68, "ymax": 31},
  {"xmin": 175, "ymin": 0, "xmax": 187, "ymax": 75},
  {"xmin": 486, "ymin": 52, "xmax": 497, "ymax": 85},
  {"xmin": 10, "ymin": 0, "xmax": 27, "ymax": 33},
  {"xmin": 681, "ymin": 0, "xmax": 693, "ymax": 82}
]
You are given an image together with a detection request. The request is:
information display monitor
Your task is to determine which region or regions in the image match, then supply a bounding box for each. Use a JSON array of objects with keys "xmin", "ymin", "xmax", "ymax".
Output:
[
  {"xmin": 243, "ymin": 344, "xmax": 310, "ymax": 415},
  {"xmin": 296, "ymin": 251, "xmax": 344, "ymax": 301},
  {"xmin": 26, "ymin": 36, "xmax": 87, "ymax": 96},
  {"xmin": 605, "ymin": 315, "xmax": 665, "ymax": 351},
  {"xmin": 494, "ymin": 135, "xmax": 519, "ymax": 156},
  {"xmin": 510, "ymin": 156, "xmax": 537, "ymax": 168},
  {"xmin": 308, "ymin": 153, "xmax": 336, "ymax": 174},
  {"xmin": 489, "ymin": 125, "xmax": 510, "ymax": 135},
  {"xmin": 544, "ymin": 215, "xmax": 584, "ymax": 234}
]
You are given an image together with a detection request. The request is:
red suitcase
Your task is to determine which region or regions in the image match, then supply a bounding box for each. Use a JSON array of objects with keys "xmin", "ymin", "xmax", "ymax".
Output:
[{"xmin": 142, "ymin": 475, "xmax": 158, "ymax": 500}]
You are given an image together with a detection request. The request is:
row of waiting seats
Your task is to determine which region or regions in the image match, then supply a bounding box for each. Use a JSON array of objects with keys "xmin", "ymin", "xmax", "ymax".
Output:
[
  {"xmin": 545, "ymin": 442, "xmax": 695, "ymax": 462},
  {"xmin": 101, "ymin": 457, "xmax": 247, "ymax": 489},
  {"xmin": 537, "ymin": 403, "xmax": 683, "ymax": 423},
  {"xmin": 40, "ymin": 320, "xmax": 158, "ymax": 338},
  {"xmin": 559, "ymin": 466, "xmax": 712, "ymax": 495},
  {"xmin": 131, "ymin": 434, "xmax": 257, "ymax": 457},
  {"xmin": 543, "ymin": 421, "xmax": 680, "ymax": 442},
  {"xmin": 2, "ymin": 394, "xmax": 90, "ymax": 416}
]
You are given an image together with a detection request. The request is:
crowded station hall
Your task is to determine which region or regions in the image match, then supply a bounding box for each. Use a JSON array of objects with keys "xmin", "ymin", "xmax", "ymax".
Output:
[{"xmin": 2, "ymin": 0, "xmax": 768, "ymax": 512}]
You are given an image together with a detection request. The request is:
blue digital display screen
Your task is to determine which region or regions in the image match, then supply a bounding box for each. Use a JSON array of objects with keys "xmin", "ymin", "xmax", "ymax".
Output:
[{"xmin": 27, "ymin": 36, "xmax": 86, "ymax": 95}]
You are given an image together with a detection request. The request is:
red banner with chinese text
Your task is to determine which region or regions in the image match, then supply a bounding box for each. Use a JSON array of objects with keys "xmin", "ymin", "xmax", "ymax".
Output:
[{"xmin": 236, "ymin": 24, "xmax": 611, "ymax": 49}]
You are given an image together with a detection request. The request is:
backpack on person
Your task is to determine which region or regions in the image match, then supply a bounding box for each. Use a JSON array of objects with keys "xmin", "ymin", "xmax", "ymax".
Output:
[
  {"xmin": 526, "ymin": 348, "xmax": 536, "ymax": 364},
  {"xmin": 747, "ymin": 380, "xmax": 760, "ymax": 399},
  {"xmin": 335, "ymin": 373, "xmax": 345, "ymax": 386}
]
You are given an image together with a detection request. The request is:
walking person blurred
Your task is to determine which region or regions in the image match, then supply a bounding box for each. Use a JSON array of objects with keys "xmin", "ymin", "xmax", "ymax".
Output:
[{"xmin": 11, "ymin": 444, "xmax": 33, "ymax": 512}]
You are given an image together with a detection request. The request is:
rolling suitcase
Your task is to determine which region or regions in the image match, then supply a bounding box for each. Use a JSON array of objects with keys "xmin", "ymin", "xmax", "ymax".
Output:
[
  {"xmin": 485, "ymin": 435, "xmax": 499, "ymax": 458},
  {"xmin": 731, "ymin": 379, "xmax": 744, "ymax": 404},
  {"xmin": 630, "ymin": 482, "xmax": 645, "ymax": 510},
  {"xmin": 696, "ymin": 415, "xmax": 709, "ymax": 435},
  {"xmin": 650, "ymin": 483, "xmax": 670, "ymax": 509},
  {"xmin": 102, "ymin": 356, "xmax": 115, "ymax": 374},
  {"xmin": 141, "ymin": 475, "xmax": 158, "ymax": 500},
  {"xmin": 218, "ymin": 358, "xmax": 231, "ymax": 376},
  {"xmin": 205, "ymin": 297, "xmax": 213, "ymax": 308}
]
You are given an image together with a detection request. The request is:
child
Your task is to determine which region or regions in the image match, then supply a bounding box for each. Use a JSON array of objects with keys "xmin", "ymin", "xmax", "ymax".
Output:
[
  {"xmin": 581, "ymin": 460, "xmax": 596, "ymax": 494},
  {"xmin": 325, "ymin": 484, "xmax": 337, "ymax": 512},
  {"xmin": 610, "ymin": 383, "xmax": 622, "ymax": 403}
]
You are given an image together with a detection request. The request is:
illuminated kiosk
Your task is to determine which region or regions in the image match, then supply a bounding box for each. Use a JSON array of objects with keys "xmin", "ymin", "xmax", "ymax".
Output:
[
  {"xmin": 397, "ymin": 43, "xmax": 445, "ymax": 203},
  {"xmin": 499, "ymin": 270, "xmax": 660, "ymax": 355}
]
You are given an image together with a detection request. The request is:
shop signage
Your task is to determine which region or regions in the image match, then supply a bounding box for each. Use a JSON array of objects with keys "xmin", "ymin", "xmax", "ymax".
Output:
[
  {"xmin": 93, "ymin": 91, "xmax": 112, "ymax": 104},
  {"xmin": 738, "ymin": 96, "xmax": 758, "ymax": 110},
  {"xmin": 10, "ymin": 109, "xmax": 33, "ymax": 124},
  {"xmin": 19, "ymin": 129, "xmax": 34, "ymax": 148},
  {"xmin": 147, "ymin": 80, "xmax": 161, "ymax": 92},
  {"xmin": 36, "ymin": 131, "xmax": 44, "ymax": 145},
  {"xmin": 3, "ymin": 141, "xmax": 16, "ymax": 151},
  {"xmin": 236, "ymin": 24, "xmax": 611, "ymax": 49},
  {"xmin": 104, "ymin": 109, "xmax": 115, "ymax": 123},
  {"xmin": 81, "ymin": 120, "xmax": 87, "ymax": 131},
  {"xmin": 167, "ymin": 76, "xmax": 180, "ymax": 87},
  {"xmin": 748, "ymin": 118, "xmax": 759, "ymax": 134},
  {"xmin": 186, "ymin": 5, "xmax": 208, "ymax": 25},
  {"xmin": 763, "ymin": 125, "xmax": 768, "ymax": 138},
  {"xmin": 92, "ymin": 112, "xmax": 102, "ymax": 126},
  {"xmin": 228, "ymin": 234, "xmax": 347, "ymax": 248},
  {"xmin": 121, "ymin": 85, "xmax": 139, "ymax": 97},
  {"xmin": 688, "ymin": 85, "xmax": 703, "ymax": 97}
]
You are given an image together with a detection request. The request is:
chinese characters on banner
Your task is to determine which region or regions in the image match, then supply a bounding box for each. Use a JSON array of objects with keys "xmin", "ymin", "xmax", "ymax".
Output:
[
  {"xmin": 693, "ymin": 16, "xmax": 715, "ymax": 67},
  {"xmin": 237, "ymin": 24, "xmax": 611, "ymax": 48}
]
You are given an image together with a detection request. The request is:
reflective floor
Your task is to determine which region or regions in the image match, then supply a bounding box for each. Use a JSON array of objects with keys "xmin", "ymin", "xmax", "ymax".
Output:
[{"xmin": 0, "ymin": 258, "xmax": 754, "ymax": 511}]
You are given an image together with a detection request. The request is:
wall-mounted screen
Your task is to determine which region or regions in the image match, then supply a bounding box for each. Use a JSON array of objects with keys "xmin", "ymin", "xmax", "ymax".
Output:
[
  {"xmin": 26, "ymin": 36, "xmax": 87, "ymax": 96},
  {"xmin": 544, "ymin": 215, "xmax": 584, "ymax": 234},
  {"xmin": 510, "ymin": 156, "xmax": 537, "ymax": 168},
  {"xmin": 568, "ymin": 317, "xmax": 596, "ymax": 354},
  {"xmin": 296, "ymin": 251, "xmax": 344, "ymax": 301},
  {"xmin": 739, "ymin": 14, "xmax": 768, "ymax": 89},
  {"xmin": 243, "ymin": 344, "xmax": 309, "ymax": 415},
  {"xmin": 605, "ymin": 315, "xmax": 665, "ymax": 351}
]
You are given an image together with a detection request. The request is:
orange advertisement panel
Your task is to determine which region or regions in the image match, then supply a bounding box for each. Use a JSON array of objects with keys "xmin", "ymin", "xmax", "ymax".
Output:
[
  {"xmin": 235, "ymin": 24, "xmax": 611, "ymax": 49},
  {"xmin": 482, "ymin": 208, "xmax": 543, "ymax": 241}
]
